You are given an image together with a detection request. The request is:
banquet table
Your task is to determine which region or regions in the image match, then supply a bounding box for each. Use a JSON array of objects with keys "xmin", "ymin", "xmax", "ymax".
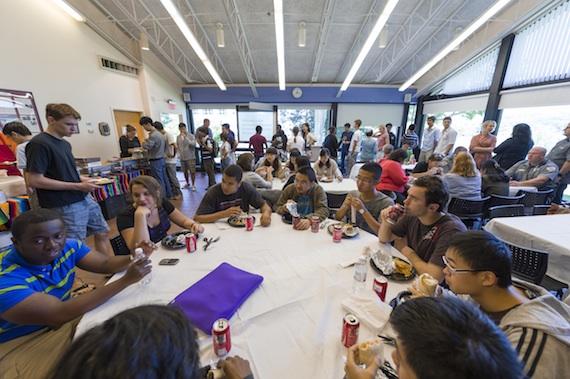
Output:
[
  {"xmin": 271, "ymin": 178, "xmax": 357, "ymax": 194},
  {"xmin": 0, "ymin": 176, "xmax": 26, "ymax": 198},
  {"xmin": 508, "ymin": 185, "xmax": 537, "ymax": 197},
  {"xmin": 76, "ymin": 214, "xmax": 410, "ymax": 378},
  {"xmin": 485, "ymin": 214, "xmax": 570, "ymax": 283}
]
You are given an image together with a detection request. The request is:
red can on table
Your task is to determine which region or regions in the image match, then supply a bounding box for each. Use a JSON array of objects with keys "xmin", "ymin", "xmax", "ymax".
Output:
[
  {"xmin": 245, "ymin": 215, "xmax": 254, "ymax": 231},
  {"xmin": 212, "ymin": 318, "xmax": 231, "ymax": 357},
  {"xmin": 332, "ymin": 224, "xmax": 343, "ymax": 243},
  {"xmin": 373, "ymin": 276, "xmax": 388, "ymax": 302},
  {"xmin": 341, "ymin": 314, "xmax": 359, "ymax": 348},
  {"xmin": 185, "ymin": 233, "xmax": 197, "ymax": 253},
  {"xmin": 292, "ymin": 216, "xmax": 301, "ymax": 228},
  {"xmin": 310, "ymin": 216, "xmax": 320, "ymax": 233}
]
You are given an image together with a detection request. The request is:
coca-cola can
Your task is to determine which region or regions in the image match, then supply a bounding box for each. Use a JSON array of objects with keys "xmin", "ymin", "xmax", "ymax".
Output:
[
  {"xmin": 185, "ymin": 233, "xmax": 197, "ymax": 253},
  {"xmin": 373, "ymin": 276, "xmax": 388, "ymax": 302},
  {"xmin": 387, "ymin": 204, "xmax": 405, "ymax": 225},
  {"xmin": 245, "ymin": 215, "xmax": 254, "ymax": 231},
  {"xmin": 341, "ymin": 314, "xmax": 359, "ymax": 348},
  {"xmin": 292, "ymin": 216, "xmax": 301, "ymax": 228},
  {"xmin": 332, "ymin": 224, "xmax": 343, "ymax": 243},
  {"xmin": 212, "ymin": 318, "xmax": 231, "ymax": 357},
  {"xmin": 310, "ymin": 216, "xmax": 320, "ymax": 233}
]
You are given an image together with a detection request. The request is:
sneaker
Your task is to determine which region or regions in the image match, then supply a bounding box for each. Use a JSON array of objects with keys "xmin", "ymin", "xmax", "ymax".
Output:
[{"xmin": 183, "ymin": 183, "xmax": 190, "ymax": 189}]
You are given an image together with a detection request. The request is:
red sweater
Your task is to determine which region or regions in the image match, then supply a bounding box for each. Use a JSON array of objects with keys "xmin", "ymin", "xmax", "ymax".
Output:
[{"xmin": 377, "ymin": 159, "xmax": 407, "ymax": 193}]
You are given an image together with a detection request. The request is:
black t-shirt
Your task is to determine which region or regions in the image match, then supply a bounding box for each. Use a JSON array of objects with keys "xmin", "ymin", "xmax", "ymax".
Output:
[
  {"xmin": 25, "ymin": 133, "xmax": 86, "ymax": 208},
  {"xmin": 116, "ymin": 199, "xmax": 175, "ymax": 243},
  {"xmin": 195, "ymin": 182, "xmax": 265, "ymax": 215},
  {"xmin": 412, "ymin": 161, "xmax": 429, "ymax": 173}
]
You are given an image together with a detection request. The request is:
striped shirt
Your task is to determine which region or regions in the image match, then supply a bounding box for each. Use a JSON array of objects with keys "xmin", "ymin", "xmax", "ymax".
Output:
[{"xmin": 0, "ymin": 239, "xmax": 90, "ymax": 342}]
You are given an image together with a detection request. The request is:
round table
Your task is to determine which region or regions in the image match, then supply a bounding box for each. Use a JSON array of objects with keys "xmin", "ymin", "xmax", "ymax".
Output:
[{"xmin": 76, "ymin": 214, "xmax": 410, "ymax": 378}]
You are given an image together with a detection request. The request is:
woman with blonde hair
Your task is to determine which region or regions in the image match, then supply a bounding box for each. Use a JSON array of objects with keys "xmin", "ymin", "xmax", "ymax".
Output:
[
  {"xmin": 117, "ymin": 175, "xmax": 204, "ymax": 250},
  {"xmin": 442, "ymin": 152, "xmax": 482, "ymax": 200},
  {"xmin": 470, "ymin": 120, "xmax": 497, "ymax": 169},
  {"xmin": 375, "ymin": 124, "xmax": 390, "ymax": 151}
]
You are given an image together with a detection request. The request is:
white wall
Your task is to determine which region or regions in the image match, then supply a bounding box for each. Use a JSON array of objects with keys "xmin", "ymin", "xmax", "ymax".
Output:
[
  {"xmin": 0, "ymin": 0, "xmax": 185, "ymax": 161},
  {"xmin": 336, "ymin": 104, "xmax": 404, "ymax": 130}
]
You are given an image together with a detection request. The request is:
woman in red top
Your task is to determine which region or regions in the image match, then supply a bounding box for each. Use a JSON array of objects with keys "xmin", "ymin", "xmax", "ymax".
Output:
[
  {"xmin": 469, "ymin": 120, "xmax": 497, "ymax": 169},
  {"xmin": 376, "ymin": 149, "xmax": 409, "ymax": 203}
]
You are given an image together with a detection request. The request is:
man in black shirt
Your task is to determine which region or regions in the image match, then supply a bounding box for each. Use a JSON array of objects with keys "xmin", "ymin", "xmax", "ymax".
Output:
[
  {"xmin": 386, "ymin": 123, "xmax": 397, "ymax": 147},
  {"xmin": 26, "ymin": 103, "xmax": 112, "ymax": 256}
]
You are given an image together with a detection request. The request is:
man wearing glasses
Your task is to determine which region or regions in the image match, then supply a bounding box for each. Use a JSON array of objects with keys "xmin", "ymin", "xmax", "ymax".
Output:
[
  {"xmin": 442, "ymin": 231, "xmax": 570, "ymax": 378},
  {"xmin": 335, "ymin": 163, "xmax": 393, "ymax": 235}
]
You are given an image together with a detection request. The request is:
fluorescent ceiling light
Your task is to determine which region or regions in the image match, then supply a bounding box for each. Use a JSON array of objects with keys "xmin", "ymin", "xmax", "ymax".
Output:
[
  {"xmin": 216, "ymin": 23, "xmax": 225, "ymax": 48},
  {"xmin": 273, "ymin": 0, "xmax": 286, "ymax": 90},
  {"xmin": 52, "ymin": 0, "xmax": 85, "ymax": 22},
  {"xmin": 399, "ymin": 0, "xmax": 515, "ymax": 91},
  {"xmin": 159, "ymin": 0, "xmax": 226, "ymax": 91},
  {"xmin": 378, "ymin": 30, "xmax": 388, "ymax": 48},
  {"xmin": 340, "ymin": 0, "xmax": 400, "ymax": 92},
  {"xmin": 298, "ymin": 22, "xmax": 306, "ymax": 48},
  {"xmin": 139, "ymin": 32, "xmax": 150, "ymax": 51}
]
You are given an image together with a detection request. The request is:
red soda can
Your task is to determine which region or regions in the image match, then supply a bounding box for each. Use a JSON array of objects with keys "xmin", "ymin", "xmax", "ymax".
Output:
[
  {"xmin": 310, "ymin": 216, "xmax": 320, "ymax": 233},
  {"xmin": 212, "ymin": 318, "xmax": 231, "ymax": 357},
  {"xmin": 332, "ymin": 224, "xmax": 343, "ymax": 243},
  {"xmin": 373, "ymin": 276, "xmax": 388, "ymax": 302},
  {"xmin": 185, "ymin": 233, "xmax": 197, "ymax": 253},
  {"xmin": 245, "ymin": 215, "xmax": 254, "ymax": 231},
  {"xmin": 292, "ymin": 216, "xmax": 300, "ymax": 228},
  {"xmin": 341, "ymin": 314, "xmax": 359, "ymax": 348}
]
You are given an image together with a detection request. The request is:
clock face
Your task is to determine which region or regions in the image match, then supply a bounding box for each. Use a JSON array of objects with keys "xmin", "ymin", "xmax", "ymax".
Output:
[{"xmin": 292, "ymin": 87, "xmax": 303, "ymax": 98}]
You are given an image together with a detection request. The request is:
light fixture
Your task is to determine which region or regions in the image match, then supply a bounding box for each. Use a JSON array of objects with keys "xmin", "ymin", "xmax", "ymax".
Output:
[
  {"xmin": 340, "ymin": 0, "xmax": 400, "ymax": 92},
  {"xmin": 52, "ymin": 0, "xmax": 85, "ymax": 22},
  {"xmin": 216, "ymin": 23, "xmax": 225, "ymax": 48},
  {"xmin": 378, "ymin": 29, "xmax": 388, "ymax": 48},
  {"xmin": 273, "ymin": 0, "xmax": 286, "ymax": 90},
  {"xmin": 159, "ymin": 0, "xmax": 226, "ymax": 91},
  {"xmin": 399, "ymin": 0, "xmax": 515, "ymax": 91},
  {"xmin": 298, "ymin": 22, "xmax": 306, "ymax": 47},
  {"xmin": 451, "ymin": 27, "xmax": 463, "ymax": 51},
  {"xmin": 139, "ymin": 32, "xmax": 150, "ymax": 51}
]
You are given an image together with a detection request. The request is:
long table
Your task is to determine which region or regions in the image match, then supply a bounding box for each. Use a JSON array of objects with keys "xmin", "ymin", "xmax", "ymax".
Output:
[
  {"xmin": 76, "ymin": 214, "xmax": 409, "ymax": 378},
  {"xmin": 271, "ymin": 178, "xmax": 357, "ymax": 194},
  {"xmin": 485, "ymin": 214, "xmax": 570, "ymax": 283}
]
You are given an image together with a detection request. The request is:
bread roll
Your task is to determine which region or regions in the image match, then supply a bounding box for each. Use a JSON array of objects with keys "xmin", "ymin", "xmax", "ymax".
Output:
[
  {"xmin": 358, "ymin": 338, "xmax": 383, "ymax": 365},
  {"xmin": 413, "ymin": 273, "xmax": 439, "ymax": 297},
  {"xmin": 393, "ymin": 258, "xmax": 412, "ymax": 277}
]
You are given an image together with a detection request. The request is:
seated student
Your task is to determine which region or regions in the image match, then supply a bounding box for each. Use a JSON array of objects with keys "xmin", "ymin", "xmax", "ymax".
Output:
[
  {"xmin": 237, "ymin": 153, "xmax": 272, "ymax": 189},
  {"xmin": 345, "ymin": 296, "xmax": 524, "ymax": 379},
  {"xmin": 377, "ymin": 149, "xmax": 409, "ymax": 202},
  {"xmin": 50, "ymin": 304, "xmax": 254, "ymax": 379},
  {"xmin": 194, "ymin": 165, "xmax": 272, "ymax": 226},
  {"xmin": 401, "ymin": 142, "xmax": 415, "ymax": 164},
  {"xmin": 506, "ymin": 147, "xmax": 559, "ymax": 191},
  {"xmin": 442, "ymin": 152, "xmax": 481, "ymax": 200},
  {"xmin": 282, "ymin": 155, "xmax": 311, "ymax": 190},
  {"xmin": 441, "ymin": 146, "xmax": 468, "ymax": 173},
  {"xmin": 313, "ymin": 148, "xmax": 343, "ymax": 181},
  {"xmin": 442, "ymin": 231, "xmax": 570, "ymax": 378},
  {"xmin": 410, "ymin": 153, "xmax": 444, "ymax": 178},
  {"xmin": 276, "ymin": 166, "xmax": 329, "ymax": 230},
  {"xmin": 379, "ymin": 176, "xmax": 467, "ymax": 281},
  {"xmin": 336, "ymin": 163, "xmax": 393, "ymax": 235},
  {"xmin": 254, "ymin": 147, "xmax": 287, "ymax": 180},
  {"xmin": 0, "ymin": 209, "xmax": 153, "ymax": 378},
  {"xmin": 481, "ymin": 159, "xmax": 509, "ymax": 197},
  {"xmin": 117, "ymin": 175, "xmax": 203, "ymax": 250}
]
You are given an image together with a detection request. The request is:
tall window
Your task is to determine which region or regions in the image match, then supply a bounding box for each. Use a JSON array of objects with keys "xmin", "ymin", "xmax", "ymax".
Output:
[
  {"xmin": 190, "ymin": 106, "xmax": 237, "ymax": 144},
  {"xmin": 440, "ymin": 46, "xmax": 499, "ymax": 95},
  {"xmin": 277, "ymin": 105, "xmax": 331, "ymax": 144},
  {"xmin": 424, "ymin": 111, "xmax": 485, "ymax": 150}
]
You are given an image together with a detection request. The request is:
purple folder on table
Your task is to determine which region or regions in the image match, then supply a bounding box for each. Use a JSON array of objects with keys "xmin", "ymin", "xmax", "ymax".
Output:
[{"xmin": 171, "ymin": 262, "xmax": 263, "ymax": 334}]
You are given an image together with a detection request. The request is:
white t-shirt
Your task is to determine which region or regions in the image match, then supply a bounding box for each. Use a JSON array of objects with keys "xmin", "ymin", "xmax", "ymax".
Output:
[
  {"xmin": 434, "ymin": 127, "xmax": 457, "ymax": 155},
  {"xmin": 165, "ymin": 132, "xmax": 177, "ymax": 164},
  {"xmin": 421, "ymin": 127, "xmax": 441, "ymax": 151},
  {"xmin": 350, "ymin": 129, "xmax": 362, "ymax": 154},
  {"xmin": 288, "ymin": 135, "xmax": 305, "ymax": 152},
  {"xmin": 16, "ymin": 141, "xmax": 29, "ymax": 170}
]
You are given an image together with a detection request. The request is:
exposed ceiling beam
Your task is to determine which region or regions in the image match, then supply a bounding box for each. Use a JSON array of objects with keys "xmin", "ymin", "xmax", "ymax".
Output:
[
  {"xmin": 310, "ymin": 0, "xmax": 336, "ymax": 83},
  {"xmin": 222, "ymin": 0, "xmax": 259, "ymax": 97}
]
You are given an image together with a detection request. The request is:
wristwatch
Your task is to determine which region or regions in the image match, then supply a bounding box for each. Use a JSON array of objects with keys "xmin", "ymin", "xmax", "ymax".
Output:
[{"xmin": 358, "ymin": 208, "xmax": 366, "ymax": 215}]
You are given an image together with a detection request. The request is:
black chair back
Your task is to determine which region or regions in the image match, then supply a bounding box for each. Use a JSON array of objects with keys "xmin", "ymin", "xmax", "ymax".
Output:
[
  {"xmin": 484, "ymin": 194, "xmax": 525, "ymax": 220},
  {"xmin": 518, "ymin": 189, "xmax": 554, "ymax": 208},
  {"xmin": 532, "ymin": 205, "xmax": 551, "ymax": 215},
  {"xmin": 505, "ymin": 242, "xmax": 548, "ymax": 285},
  {"xmin": 326, "ymin": 193, "xmax": 348, "ymax": 218},
  {"xmin": 448, "ymin": 197, "xmax": 490, "ymax": 229},
  {"xmin": 110, "ymin": 235, "xmax": 130, "ymax": 256},
  {"xmin": 488, "ymin": 204, "xmax": 525, "ymax": 220}
]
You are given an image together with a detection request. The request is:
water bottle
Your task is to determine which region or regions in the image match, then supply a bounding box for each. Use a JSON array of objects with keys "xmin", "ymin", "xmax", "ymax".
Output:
[
  {"xmin": 352, "ymin": 256, "xmax": 368, "ymax": 295},
  {"xmin": 134, "ymin": 247, "xmax": 152, "ymax": 286}
]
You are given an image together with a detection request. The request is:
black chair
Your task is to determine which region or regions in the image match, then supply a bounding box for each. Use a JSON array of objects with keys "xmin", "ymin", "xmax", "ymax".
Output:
[
  {"xmin": 518, "ymin": 189, "xmax": 554, "ymax": 215},
  {"xmin": 110, "ymin": 235, "xmax": 130, "ymax": 256},
  {"xmin": 326, "ymin": 193, "xmax": 348, "ymax": 218},
  {"xmin": 532, "ymin": 205, "xmax": 551, "ymax": 215},
  {"xmin": 483, "ymin": 194, "xmax": 524, "ymax": 220},
  {"xmin": 505, "ymin": 242, "xmax": 548, "ymax": 285},
  {"xmin": 488, "ymin": 204, "xmax": 525, "ymax": 220},
  {"xmin": 448, "ymin": 197, "xmax": 490, "ymax": 229}
]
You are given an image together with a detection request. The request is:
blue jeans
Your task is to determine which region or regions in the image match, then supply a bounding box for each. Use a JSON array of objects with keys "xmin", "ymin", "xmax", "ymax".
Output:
[
  {"xmin": 340, "ymin": 150, "xmax": 349, "ymax": 174},
  {"xmin": 149, "ymin": 158, "xmax": 172, "ymax": 198}
]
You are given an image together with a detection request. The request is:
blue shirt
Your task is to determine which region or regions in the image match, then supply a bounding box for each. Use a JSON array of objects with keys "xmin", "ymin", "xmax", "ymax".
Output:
[{"xmin": 0, "ymin": 239, "xmax": 90, "ymax": 342}]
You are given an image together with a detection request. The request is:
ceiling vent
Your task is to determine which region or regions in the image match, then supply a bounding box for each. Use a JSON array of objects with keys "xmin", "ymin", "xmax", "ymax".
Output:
[{"xmin": 99, "ymin": 56, "xmax": 139, "ymax": 76}]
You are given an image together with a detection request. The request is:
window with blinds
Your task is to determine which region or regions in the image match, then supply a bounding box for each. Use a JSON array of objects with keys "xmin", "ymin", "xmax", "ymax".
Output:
[
  {"xmin": 439, "ymin": 47, "xmax": 499, "ymax": 95},
  {"xmin": 503, "ymin": 0, "xmax": 570, "ymax": 88}
]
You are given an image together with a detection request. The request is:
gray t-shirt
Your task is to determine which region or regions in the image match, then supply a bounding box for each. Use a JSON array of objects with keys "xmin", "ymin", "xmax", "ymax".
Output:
[
  {"xmin": 546, "ymin": 138, "xmax": 570, "ymax": 183},
  {"xmin": 143, "ymin": 130, "xmax": 166, "ymax": 159},
  {"xmin": 349, "ymin": 190, "xmax": 394, "ymax": 235},
  {"xmin": 195, "ymin": 181, "xmax": 265, "ymax": 215},
  {"xmin": 443, "ymin": 173, "xmax": 482, "ymax": 200},
  {"xmin": 177, "ymin": 133, "xmax": 196, "ymax": 161},
  {"xmin": 506, "ymin": 159, "xmax": 559, "ymax": 190}
]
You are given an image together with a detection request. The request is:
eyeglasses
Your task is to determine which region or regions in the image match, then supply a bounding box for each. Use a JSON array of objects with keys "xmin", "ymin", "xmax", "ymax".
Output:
[
  {"xmin": 442, "ymin": 256, "xmax": 492, "ymax": 274},
  {"xmin": 355, "ymin": 175, "xmax": 373, "ymax": 184}
]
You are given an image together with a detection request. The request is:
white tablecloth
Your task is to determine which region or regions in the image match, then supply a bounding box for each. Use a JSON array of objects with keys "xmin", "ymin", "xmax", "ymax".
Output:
[
  {"xmin": 485, "ymin": 214, "xmax": 570, "ymax": 283},
  {"xmin": 76, "ymin": 214, "xmax": 409, "ymax": 378},
  {"xmin": 272, "ymin": 178, "xmax": 357, "ymax": 194},
  {"xmin": 0, "ymin": 176, "xmax": 26, "ymax": 198},
  {"xmin": 508, "ymin": 186, "xmax": 537, "ymax": 197}
]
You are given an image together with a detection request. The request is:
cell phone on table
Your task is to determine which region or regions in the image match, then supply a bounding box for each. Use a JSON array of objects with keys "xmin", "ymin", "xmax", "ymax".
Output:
[{"xmin": 159, "ymin": 258, "xmax": 179, "ymax": 266}]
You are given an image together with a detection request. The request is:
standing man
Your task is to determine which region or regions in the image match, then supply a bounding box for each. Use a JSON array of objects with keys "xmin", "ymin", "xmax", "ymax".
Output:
[
  {"xmin": 434, "ymin": 116, "xmax": 457, "ymax": 157},
  {"xmin": 419, "ymin": 116, "xmax": 441, "ymax": 162},
  {"xmin": 271, "ymin": 124, "xmax": 288, "ymax": 160},
  {"xmin": 546, "ymin": 123, "xmax": 570, "ymax": 203},
  {"xmin": 339, "ymin": 123, "xmax": 353, "ymax": 175},
  {"xmin": 199, "ymin": 130, "xmax": 217, "ymax": 188},
  {"xmin": 386, "ymin": 123, "xmax": 396, "ymax": 147},
  {"xmin": 347, "ymin": 119, "xmax": 362, "ymax": 176},
  {"xmin": 221, "ymin": 123, "xmax": 237, "ymax": 152},
  {"xmin": 154, "ymin": 122, "xmax": 181, "ymax": 200},
  {"xmin": 249, "ymin": 125, "xmax": 267, "ymax": 163},
  {"xmin": 25, "ymin": 103, "xmax": 112, "ymax": 256},
  {"xmin": 140, "ymin": 117, "xmax": 172, "ymax": 199},
  {"xmin": 196, "ymin": 118, "xmax": 212, "ymax": 140},
  {"xmin": 177, "ymin": 123, "xmax": 197, "ymax": 191}
]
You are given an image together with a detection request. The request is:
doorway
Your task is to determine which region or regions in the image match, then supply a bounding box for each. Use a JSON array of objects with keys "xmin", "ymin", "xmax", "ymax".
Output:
[{"xmin": 113, "ymin": 110, "xmax": 144, "ymax": 142}]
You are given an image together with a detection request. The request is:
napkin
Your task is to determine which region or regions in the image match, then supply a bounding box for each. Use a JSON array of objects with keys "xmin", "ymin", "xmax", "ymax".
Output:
[
  {"xmin": 171, "ymin": 263, "xmax": 264, "ymax": 334},
  {"xmin": 341, "ymin": 292, "xmax": 392, "ymax": 331}
]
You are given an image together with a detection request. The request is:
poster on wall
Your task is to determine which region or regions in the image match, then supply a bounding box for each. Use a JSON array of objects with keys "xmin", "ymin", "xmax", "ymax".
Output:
[
  {"xmin": 160, "ymin": 112, "xmax": 182, "ymax": 137},
  {"xmin": 237, "ymin": 107, "xmax": 273, "ymax": 142},
  {"xmin": 0, "ymin": 89, "xmax": 42, "ymax": 133}
]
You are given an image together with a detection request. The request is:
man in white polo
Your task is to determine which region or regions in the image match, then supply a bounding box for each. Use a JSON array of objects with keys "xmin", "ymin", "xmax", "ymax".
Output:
[
  {"xmin": 434, "ymin": 116, "xmax": 457, "ymax": 157},
  {"xmin": 419, "ymin": 116, "xmax": 440, "ymax": 162}
]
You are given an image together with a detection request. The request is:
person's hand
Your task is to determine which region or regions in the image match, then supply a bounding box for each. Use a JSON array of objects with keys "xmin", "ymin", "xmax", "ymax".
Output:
[
  {"xmin": 76, "ymin": 181, "xmax": 101, "ymax": 192},
  {"xmin": 219, "ymin": 356, "xmax": 252, "ymax": 379},
  {"xmin": 341, "ymin": 194, "xmax": 353, "ymax": 209},
  {"xmin": 509, "ymin": 180, "xmax": 521, "ymax": 187},
  {"xmin": 286, "ymin": 199, "xmax": 296, "ymax": 206},
  {"xmin": 547, "ymin": 204, "xmax": 560, "ymax": 215},
  {"xmin": 294, "ymin": 219, "xmax": 311, "ymax": 230},
  {"xmin": 337, "ymin": 175, "xmax": 343, "ymax": 182},
  {"xmin": 135, "ymin": 240, "xmax": 157, "ymax": 257},
  {"xmin": 135, "ymin": 205, "xmax": 152, "ymax": 220},
  {"xmin": 123, "ymin": 256, "xmax": 152, "ymax": 285},
  {"xmin": 223, "ymin": 206, "xmax": 243, "ymax": 218},
  {"xmin": 344, "ymin": 344, "xmax": 379, "ymax": 379},
  {"xmin": 350, "ymin": 197, "xmax": 365, "ymax": 211},
  {"xmin": 191, "ymin": 222, "xmax": 204, "ymax": 234},
  {"xmin": 380, "ymin": 207, "xmax": 392, "ymax": 223},
  {"xmin": 260, "ymin": 212, "xmax": 271, "ymax": 227}
]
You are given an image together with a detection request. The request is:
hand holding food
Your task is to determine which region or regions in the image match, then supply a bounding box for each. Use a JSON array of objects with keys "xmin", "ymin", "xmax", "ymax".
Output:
[{"xmin": 409, "ymin": 273, "xmax": 439, "ymax": 297}]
